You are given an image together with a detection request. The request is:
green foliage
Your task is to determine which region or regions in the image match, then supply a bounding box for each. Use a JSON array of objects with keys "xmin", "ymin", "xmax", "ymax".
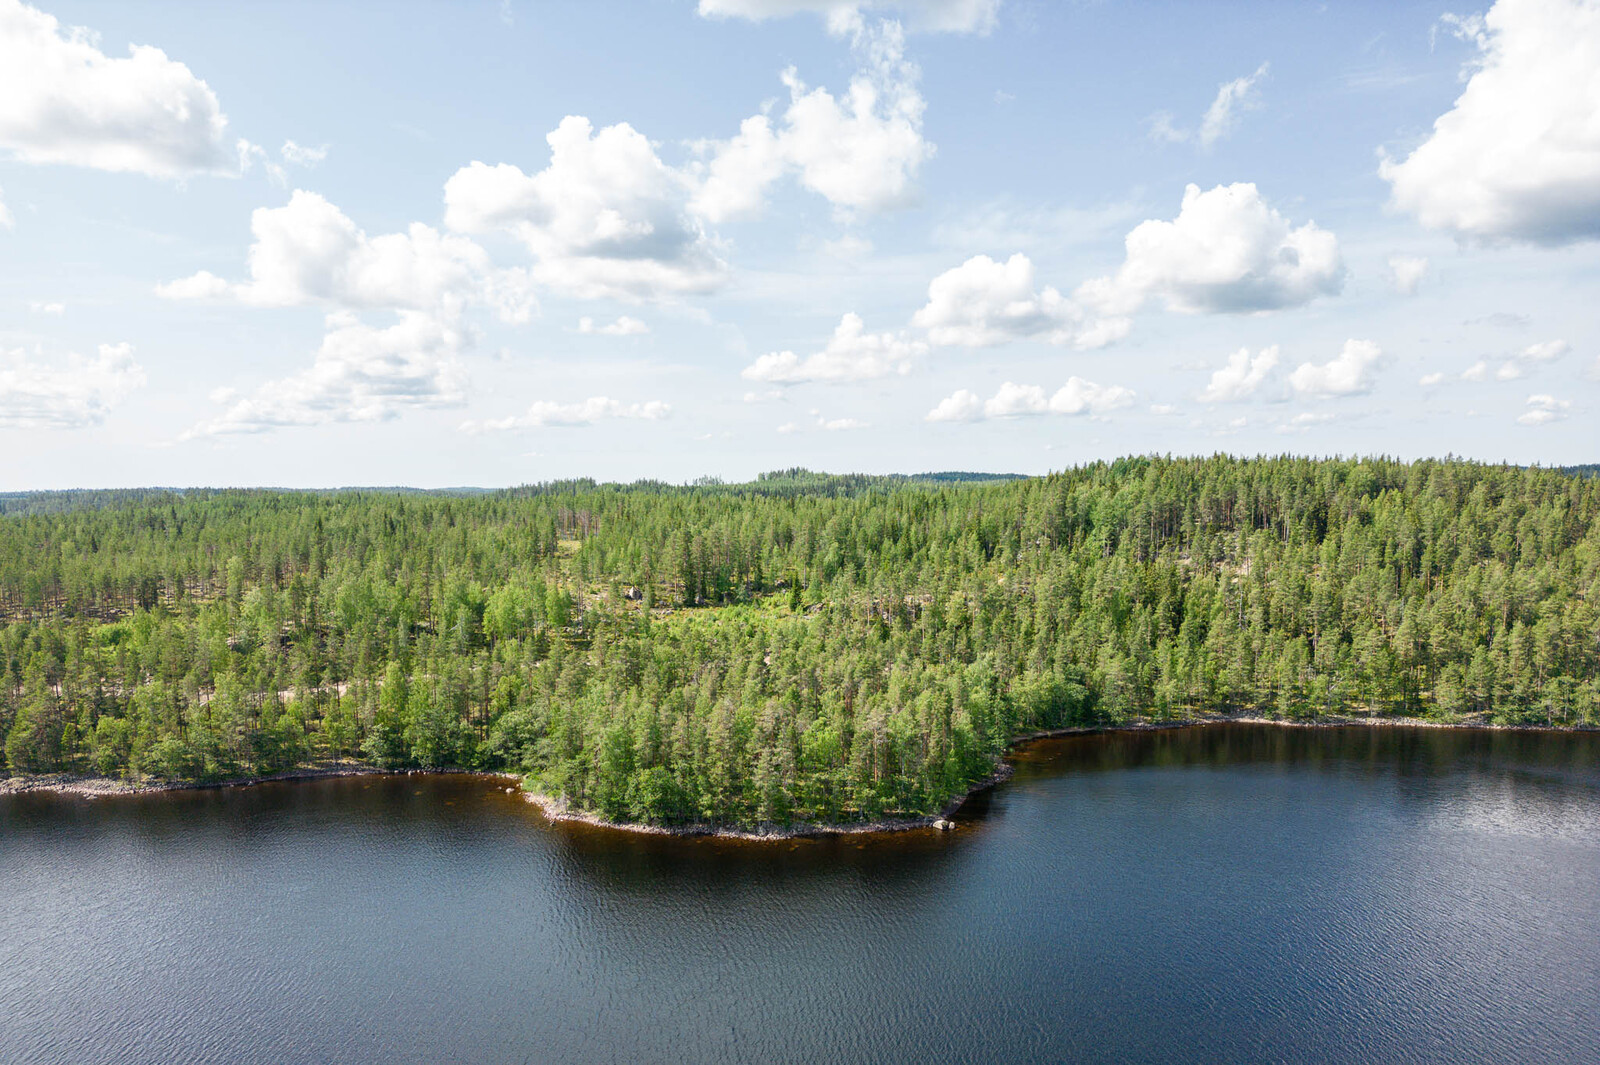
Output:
[{"xmin": 1, "ymin": 457, "xmax": 1596, "ymax": 826}]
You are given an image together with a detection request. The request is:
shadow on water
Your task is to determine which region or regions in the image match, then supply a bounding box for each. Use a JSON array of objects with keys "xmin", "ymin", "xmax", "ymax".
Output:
[{"xmin": 1005, "ymin": 721, "xmax": 1600, "ymax": 780}]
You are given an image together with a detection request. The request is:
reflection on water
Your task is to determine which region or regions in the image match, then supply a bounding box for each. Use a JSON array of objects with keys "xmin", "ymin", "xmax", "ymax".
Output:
[{"xmin": 3, "ymin": 724, "xmax": 1597, "ymax": 1065}]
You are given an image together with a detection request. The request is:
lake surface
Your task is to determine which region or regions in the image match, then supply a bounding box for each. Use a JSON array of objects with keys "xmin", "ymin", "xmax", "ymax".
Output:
[{"xmin": 3, "ymin": 724, "xmax": 1598, "ymax": 1064}]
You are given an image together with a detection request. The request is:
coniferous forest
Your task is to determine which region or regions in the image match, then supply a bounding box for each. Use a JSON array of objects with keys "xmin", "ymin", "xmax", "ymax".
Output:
[{"xmin": 1, "ymin": 456, "xmax": 1595, "ymax": 827}]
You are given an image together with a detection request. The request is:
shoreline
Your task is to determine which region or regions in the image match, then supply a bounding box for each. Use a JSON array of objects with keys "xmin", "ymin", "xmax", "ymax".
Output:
[
  {"xmin": 521, "ymin": 710, "xmax": 1595, "ymax": 841},
  {"xmin": 0, "ymin": 763, "xmax": 519, "ymax": 799},
  {"xmin": 5, "ymin": 713, "xmax": 1592, "ymax": 833}
]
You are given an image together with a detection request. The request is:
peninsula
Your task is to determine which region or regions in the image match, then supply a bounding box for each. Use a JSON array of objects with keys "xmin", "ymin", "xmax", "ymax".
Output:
[{"xmin": 2, "ymin": 457, "xmax": 1595, "ymax": 830}]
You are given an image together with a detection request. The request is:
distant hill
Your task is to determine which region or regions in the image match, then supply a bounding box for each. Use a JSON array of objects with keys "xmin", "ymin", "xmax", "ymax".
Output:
[
  {"xmin": 907, "ymin": 471, "xmax": 1029, "ymax": 483},
  {"xmin": 0, "ymin": 489, "xmax": 189, "ymax": 516},
  {"xmin": 0, "ymin": 485, "xmax": 495, "ymax": 516}
]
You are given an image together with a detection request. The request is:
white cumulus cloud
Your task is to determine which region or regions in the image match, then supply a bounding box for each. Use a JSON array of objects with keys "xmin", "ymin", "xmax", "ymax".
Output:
[
  {"xmin": 1077, "ymin": 183, "xmax": 1344, "ymax": 317},
  {"xmin": 925, "ymin": 388, "xmax": 984, "ymax": 422},
  {"xmin": 743, "ymin": 312, "xmax": 926, "ymax": 383},
  {"xmin": 183, "ymin": 312, "xmax": 468, "ymax": 438},
  {"xmin": 925, "ymin": 377, "xmax": 1134, "ymax": 421},
  {"xmin": 0, "ymin": 342, "xmax": 145, "ymax": 428},
  {"xmin": 1198, "ymin": 345, "xmax": 1280, "ymax": 402},
  {"xmin": 444, "ymin": 117, "xmax": 723, "ymax": 302},
  {"xmin": 0, "ymin": 0, "xmax": 234, "ymax": 177},
  {"xmin": 910, "ymin": 253, "xmax": 1126, "ymax": 349},
  {"xmin": 1381, "ymin": 0, "xmax": 1600, "ymax": 244},
  {"xmin": 159, "ymin": 189, "xmax": 533, "ymax": 321},
  {"xmin": 1519, "ymin": 338, "xmax": 1570, "ymax": 362},
  {"xmin": 692, "ymin": 19, "xmax": 932, "ymax": 221},
  {"xmin": 461, "ymin": 396, "xmax": 671, "ymax": 433},
  {"xmin": 1517, "ymin": 393, "xmax": 1571, "ymax": 425},
  {"xmin": 1288, "ymin": 339, "xmax": 1387, "ymax": 397},
  {"xmin": 1388, "ymin": 254, "xmax": 1429, "ymax": 295}
]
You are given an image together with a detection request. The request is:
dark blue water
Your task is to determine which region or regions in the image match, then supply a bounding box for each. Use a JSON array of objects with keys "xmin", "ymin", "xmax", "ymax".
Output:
[{"xmin": 3, "ymin": 724, "xmax": 1598, "ymax": 1064}]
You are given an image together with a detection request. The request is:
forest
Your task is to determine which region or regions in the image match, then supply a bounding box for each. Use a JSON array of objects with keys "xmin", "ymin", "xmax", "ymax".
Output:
[{"xmin": 1, "ymin": 456, "xmax": 1595, "ymax": 827}]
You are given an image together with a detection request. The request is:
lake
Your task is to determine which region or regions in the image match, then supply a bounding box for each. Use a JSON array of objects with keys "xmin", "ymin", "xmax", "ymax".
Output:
[{"xmin": 3, "ymin": 724, "xmax": 1598, "ymax": 1064}]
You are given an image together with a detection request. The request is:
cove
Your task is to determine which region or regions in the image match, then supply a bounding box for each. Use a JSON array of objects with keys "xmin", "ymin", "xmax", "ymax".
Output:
[{"xmin": 3, "ymin": 723, "xmax": 1597, "ymax": 1064}]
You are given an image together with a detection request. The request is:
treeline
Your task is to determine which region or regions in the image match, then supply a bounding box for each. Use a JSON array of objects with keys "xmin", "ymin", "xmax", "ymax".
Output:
[{"xmin": 1, "ymin": 456, "xmax": 1596, "ymax": 827}]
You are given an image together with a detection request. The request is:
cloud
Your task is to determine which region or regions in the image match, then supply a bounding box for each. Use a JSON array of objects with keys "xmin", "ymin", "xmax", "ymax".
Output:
[
  {"xmin": 1154, "ymin": 63, "xmax": 1270, "ymax": 148},
  {"xmin": 28, "ymin": 300, "xmax": 64, "ymax": 315},
  {"xmin": 159, "ymin": 189, "xmax": 533, "ymax": 321},
  {"xmin": 183, "ymin": 312, "xmax": 468, "ymax": 438},
  {"xmin": 1419, "ymin": 371, "xmax": 1447, "ymax": 386},
  {"xmin": 1388, "ymin": 254, "xmax": 1429, "ymax": 295},
  {"xmin": 444, "ymin": 117, "xmax": 723, "ymax": 302},
  {"xmin": 911, "ymin": 253, "xmax": 1127, "ymax": 348},
  {"xmin": 1519, "ymin": 338, "xmax": 1570, "ymax": 362},
  {"xmin": 925, "ymin": 388, "xmax": 983, "ymax": 422},
  {"xmin": 1435, "ymin": 11, "xmax": 1491, "ymax": 50},
  {"xmin": 691, "ymin": 114, "xmax": 788, "ymax": 224},
  {"xmin": 1199, "ymin": 63, "xmax": 1270, "ymax": 147},
  {"xmin": 692, "ymin": 19, "xmax": 932, "ymax": 221},
  {"xmin": 925, "ymin": 377, "xmax": 1134, "ymax": 421},
  {"xmin": 929, "ymin": 198, "xmax": 1143, "ymax": 253},
  {"xmin": 281, "ymin": 140, "xmax": 327, "ymax": 167},
  {"xmin": 236, "ymin": 140, "xmax": 287, "ymax": 187},
  {"xmin": 1198, "ymin": 345, "xmax": 1280, "ymax": 402},
  {"xmin": 460, "ymin": 395, "xmax": 670, "ymax": 433},
  {"xmin": 577, "ymin": 315, "xmax": 649, "ymax": 336},
  {"xmin": 1147, "ymin": 113, "xmax": 1188, "ymax": 145},
  {"xmin": 742, "ymin": 312, "xmax": 926, "ymax": 382},
  {"xmin": 1381, "ymin": 0, "xmax": 1600, "ymax": 244},
  {"xmin": 0, "ymin": 0, "xmax": 233, "ymax": 177},
  {"xmin": 1288, "ymin": 339, "xmax": 1387, "ymax": 397},
  {"xmin": 820, "ymin": 233, "xmax": 874, "ymax": 258},
  {"xmin": 776, "ymin": 408, "xmax": 871, "ymax": 432},
  {"xmin": 1077, "ymin": 183, "xmax": 1344, "ymax": 317},
  {"xmin": 1517, "ymin": 393, "xmax": 1571, "ymax": 425},
  {"xmin": 0, "ymin": 184, "xmax": 10, "ymax": 228},
  {"xmin": 1451, "ymin": 339, "xmax": 1575, "ymax": 387},
  {"xmin": 0, "ymin": 341, "xmax": 145, "ymax": 428},
  {"xmin": 444, "ymin": 20, "xmax": 930, "ymax": 296},
  {"xmin": 696, "ymin": 0, "xmax": 999, "ymax": 35},
  {"xmin": 1466, "ymin": 311, "xmax": 1531, "ymax": 328},
  {"xmin": 1274, "ymin": 411, "xmax": 1337, "ymax": 434}
]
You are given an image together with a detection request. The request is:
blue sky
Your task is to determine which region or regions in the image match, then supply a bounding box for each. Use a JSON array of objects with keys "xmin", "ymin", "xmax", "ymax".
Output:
[{"xmin": 1, "ymin": 0, "xmax": 1596, "ymax": 488}]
